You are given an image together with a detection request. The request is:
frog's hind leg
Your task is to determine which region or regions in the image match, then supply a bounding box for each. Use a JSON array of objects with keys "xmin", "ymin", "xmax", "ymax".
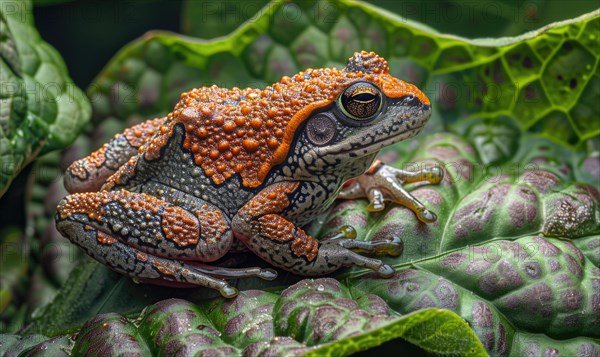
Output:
[
  {"xmin": 57, "ymin": 221, "xmax": 239, "ymax": 297},
  {"xmin": 55, "ymin": 190, "xmax": 275, "ymax": 297},
  {"xmin": 64, "ymin": 117, "xmax": 166, "ymax": 193}
]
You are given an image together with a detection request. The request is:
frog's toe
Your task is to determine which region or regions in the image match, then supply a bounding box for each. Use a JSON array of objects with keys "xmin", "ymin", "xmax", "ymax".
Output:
[
  {"xmin": 417, "ymin": 208, "xmax": 437, "ymax": 223},
  {"xmin": 339, "ymin": 225, "xmax": 357, "ymax": 239},
  {"xmin": 366, "ymin": 188, "xmax": 386, "ymax": 212},
  {"xmin": 336, "ymin": 236, "xmax": 403, "ymax": 257},
  {"xmin": 372, "ymin": 236, "xmax": 404, "ymax": 256},
  {"xmin": 426, "ymin": 166, "xmax": 444, "ymax": 184},
  {"xmin": 219, "ymin": 285, "xmax": 239, "ymax": 298},
  {"xmin": 377, "ymin": 264, "xmax": 395, "ymax": 278},
  {"xmin": 258, "ymin": 268, "xmax": 278, "ymax": 280},
  {"xmin": 184, "ymin": 263, "xmax": 278, "ymax": 281},
  {"xmin": 322, "ymin": 225, "xmax": 358, "ymax": 241}
]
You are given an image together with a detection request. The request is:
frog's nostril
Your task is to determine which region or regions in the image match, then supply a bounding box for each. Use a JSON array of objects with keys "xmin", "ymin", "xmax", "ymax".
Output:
[{"xmin": 403, "ymin": 95, "xmax": 421, "ymax": 107}]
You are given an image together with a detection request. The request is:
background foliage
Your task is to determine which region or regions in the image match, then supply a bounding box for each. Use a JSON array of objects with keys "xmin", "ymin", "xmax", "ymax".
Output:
[{"xmin": 1, "ymin": 0, "xmax": 598, "ymax": 355}]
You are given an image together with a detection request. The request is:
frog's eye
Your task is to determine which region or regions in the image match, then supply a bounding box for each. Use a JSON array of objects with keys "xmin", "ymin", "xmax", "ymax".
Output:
[
  {"xmin": 306, "ymin": 113, "xmax": 337, "ymax": 146},
  {"xmin": 338, "ymin": 82, "xmax": 382, "ymax": 120}
]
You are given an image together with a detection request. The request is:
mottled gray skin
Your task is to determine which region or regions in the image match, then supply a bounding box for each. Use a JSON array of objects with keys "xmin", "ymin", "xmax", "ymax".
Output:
[{"xmin": 56, "ymin": 53, "xmax": 437, "ymax": 297}]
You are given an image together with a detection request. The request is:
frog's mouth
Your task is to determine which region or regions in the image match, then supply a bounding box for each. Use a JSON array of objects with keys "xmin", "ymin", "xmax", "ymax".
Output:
[
  {"xmin": 324, "ymin": 104, "xmax": 431, "ymax": 158},
  {"xmin": 334, "ymin": 124, "xmax": 425, "ymax": 157}
]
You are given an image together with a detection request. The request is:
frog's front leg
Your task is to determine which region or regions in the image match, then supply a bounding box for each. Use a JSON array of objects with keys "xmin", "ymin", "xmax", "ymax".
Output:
[
  {"xmin": 64, "ymin": 117, "xmax": 166, "ymax": 193},
  {"xmin": 339, "ymin": 160, "xmax": 443, "ymax": 223},
  {"xmin": 232, "ymin": 182, "xmax": 402, "ymax": 277},
  {"xmin": 55, "ymin": 190, "xmax": 275, "ymax": 297}
]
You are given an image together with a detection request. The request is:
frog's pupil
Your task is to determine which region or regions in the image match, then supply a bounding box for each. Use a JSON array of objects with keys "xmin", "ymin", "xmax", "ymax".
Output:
[{"xmin": 353, "ymin": 92, "xmax": 376, "ymax": 103}]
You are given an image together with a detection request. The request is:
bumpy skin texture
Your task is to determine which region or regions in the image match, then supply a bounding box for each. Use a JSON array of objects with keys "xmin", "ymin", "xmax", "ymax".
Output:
[{"xmin": 56, "ymin": 51, "xmax": 439, "ymax": 297}]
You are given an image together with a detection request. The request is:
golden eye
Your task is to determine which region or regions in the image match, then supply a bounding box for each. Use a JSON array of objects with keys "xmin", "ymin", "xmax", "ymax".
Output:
[{"xmin": 338, "ymin": 82, "xmax": 382, "ymax": 120}]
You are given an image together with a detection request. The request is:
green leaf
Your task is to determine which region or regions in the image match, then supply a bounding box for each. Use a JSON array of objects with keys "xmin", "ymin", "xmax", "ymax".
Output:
[
  {"xmin": 0, "ymin": 0, "xmax": 90, "ymax": 197},
  {"xmin": 307, "ymin": 309, "xmax": 486, "ymax": 357},
  {"xmin": 19, "ymin": 279, "xmax": 487, "ymax": 356},
  {"xmin": 24, "ymin": 1, "xmax": 600, "ymax": 355},
  {"xmin": 0, "ymin": 333, "xmax": 68, "ymax": 356},
  {"xmin": 181, "ymin": 0, "xmax": 270, "ymax": 40}
]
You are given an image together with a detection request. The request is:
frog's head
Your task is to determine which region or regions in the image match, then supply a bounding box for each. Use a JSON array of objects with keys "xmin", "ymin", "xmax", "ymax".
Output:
[{"xmin": 281, "ymin": 51, "xmax": 431, "ymax": 180}]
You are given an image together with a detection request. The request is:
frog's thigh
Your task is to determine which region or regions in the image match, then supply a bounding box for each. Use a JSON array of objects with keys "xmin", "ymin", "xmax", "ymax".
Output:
[
  {"xmin": 56, "ymin": 190, "xmax": 233, "ymax": 263},
  {"xmin": 64, "ymin": 117, "xmax": 166, "ymax": 193}
]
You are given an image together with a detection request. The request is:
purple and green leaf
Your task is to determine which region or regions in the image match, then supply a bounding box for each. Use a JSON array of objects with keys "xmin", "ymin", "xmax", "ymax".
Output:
[{"xmin": 5, "ymin": 0, "xmax": 599, "ymax": 355}]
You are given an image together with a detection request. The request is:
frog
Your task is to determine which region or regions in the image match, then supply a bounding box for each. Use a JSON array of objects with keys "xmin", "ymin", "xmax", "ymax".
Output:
[{"xmin": 56, "ymin": 51, "xmax": 442, "ymax": 298}]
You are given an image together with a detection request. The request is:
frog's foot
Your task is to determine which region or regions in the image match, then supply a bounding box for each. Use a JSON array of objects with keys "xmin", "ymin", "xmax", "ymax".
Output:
[
  {"xmin": 339, "ymin": 160, "xmax": 443, "ymax": 223},
  {"xmin": 310, "ymin": 226, "xmax": 403, "ymax": 277},
  {"xmin": 314, "ymin": 236, "xmax": 402, "ymax": 278},
  {"xmin": 64, "ymin": 117, "xmax": 166, "ymax": 193},
  {"xmin": 232, "ymin": 182, "xmax": 403, "ymax": 278}
]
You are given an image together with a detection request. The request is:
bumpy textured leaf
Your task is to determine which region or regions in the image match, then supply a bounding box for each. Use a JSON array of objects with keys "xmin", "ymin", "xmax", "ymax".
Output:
[
  {"xmin": 0, "ymin": 0, "xmax": 90, "ymax": 197},
  {"xmin": 24, "ymin": 0, "xmax": 600, "ymax": 355},
  {"xmin": 11, "ymin": 279, "xmax": 486, "ymax": 356},
  {"xmin": 0, "ymin": 334, "xmax": 70, "ymax": 357}
]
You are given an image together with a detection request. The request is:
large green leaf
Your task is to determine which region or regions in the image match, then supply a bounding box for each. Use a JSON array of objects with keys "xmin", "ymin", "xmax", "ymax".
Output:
[
  {"xmin": 18, "ymin": 0, "xmax": 600, "ymax": 355},
  {"xmin": 0, "ymin": 0, "xmax": 90, "ymax": 197},
  {"xmin": 5, "ymin": 279, "xmax": 487, "ymax": 356}
]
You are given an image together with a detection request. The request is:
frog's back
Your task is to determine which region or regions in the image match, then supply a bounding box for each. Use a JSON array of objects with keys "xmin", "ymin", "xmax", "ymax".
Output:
[
  {"xmin": 153, "ymin": 68, "xmax": 351, "ymax": 189},
  {"xmin": 103, "ymin": 68, "xmax": 350, "ymax": 212}
]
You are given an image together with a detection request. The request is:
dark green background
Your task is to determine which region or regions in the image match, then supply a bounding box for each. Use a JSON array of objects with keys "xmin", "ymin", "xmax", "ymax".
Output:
[{"xmin": 33, "ymin": 0, "xmax": 598, "ymax": 88}]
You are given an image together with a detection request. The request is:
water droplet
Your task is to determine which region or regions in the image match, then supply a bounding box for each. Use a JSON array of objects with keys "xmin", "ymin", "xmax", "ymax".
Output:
[{"xmin": 316, "ymin": 284, "xmax": 324, "ymax": 292}]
